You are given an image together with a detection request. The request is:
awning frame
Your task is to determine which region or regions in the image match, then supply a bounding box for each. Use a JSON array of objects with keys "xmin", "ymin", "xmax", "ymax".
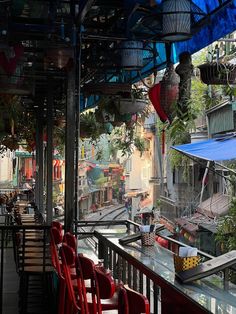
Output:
[{"xmin": 171, "ymin": 147, "xmax": 236, "ymax": 182}]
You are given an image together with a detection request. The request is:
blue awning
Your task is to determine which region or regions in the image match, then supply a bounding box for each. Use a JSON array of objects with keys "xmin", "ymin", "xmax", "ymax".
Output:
[{"xmin": 171, "ymin": 136, "xmax": 236, "ymax": 161}]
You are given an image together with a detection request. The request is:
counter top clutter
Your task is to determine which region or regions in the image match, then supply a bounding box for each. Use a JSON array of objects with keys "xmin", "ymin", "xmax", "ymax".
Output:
[
  {"xmin": 94, "ymin": 229, "xmax": 236, "ymax": 314},
  {"xmin": 174, "ymin": 246, "xmax": 201, "ymax": 273},
  {"xmin": 140, "ymin": 224, "xmax": 156, "ymax": 246}
]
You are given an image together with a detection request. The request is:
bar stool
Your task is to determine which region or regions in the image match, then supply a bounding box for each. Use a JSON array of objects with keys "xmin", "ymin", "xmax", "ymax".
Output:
[
  {"xmin": 118, "ymin": 285, "xmax": 150, "ymax": 314},
  {"xmin": 77, "ymin": 253, "xmax": 119, "ymax": 314},
  {"xmin": 60, "ymin": 243, "xmax": 88, "ymax": 314}
]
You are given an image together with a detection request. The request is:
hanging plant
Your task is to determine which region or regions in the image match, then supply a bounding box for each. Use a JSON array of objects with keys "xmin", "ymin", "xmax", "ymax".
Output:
[
  {"xmin": 115, "ymin": 88, "xmax": 148, "ymax": 115},
  {"xmin": 1, "ymin": 135, "xmax": 19, "ymax": 151},
  {"xmin": 133, "ymin": 137, "xmax": 149, "ymax": 157},
  {"xmin": 198, "ymin": 62, "xmax": 236, "ymax": 85},
  {"xmin": 80, "ymin": 111, "xmax": 108, "ymax": 141}
]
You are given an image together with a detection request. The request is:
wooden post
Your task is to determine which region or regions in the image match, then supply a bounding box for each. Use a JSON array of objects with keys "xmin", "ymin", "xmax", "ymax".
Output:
[
  {"xmin": 64, "ymin": 53, "xmax": 76, "ymax": 232},
  {"xmin": 46, "ymin": 80, "xmax": 53, "ymax": 224}
]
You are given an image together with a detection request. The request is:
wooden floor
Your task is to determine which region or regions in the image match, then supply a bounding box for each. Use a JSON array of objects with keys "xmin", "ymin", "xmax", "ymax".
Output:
[
  {"xmin": 3, "ymin": 247, "xmax": 19, "ymax": 314},
  {"xmin": 3, "ymin": 247, "xmax": 56, "ymax": 314}
]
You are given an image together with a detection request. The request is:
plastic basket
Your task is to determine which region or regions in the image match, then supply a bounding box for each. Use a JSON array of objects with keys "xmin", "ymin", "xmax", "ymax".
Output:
[
  {"xmin": 174, "ymin": 255, "xmax": 201, "ymax": 273},
  {"xmin": 141, "ymin": 232, "xmax": 155, "ymax": 246}
]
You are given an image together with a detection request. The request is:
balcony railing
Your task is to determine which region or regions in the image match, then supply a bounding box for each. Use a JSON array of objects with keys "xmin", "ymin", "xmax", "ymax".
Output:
[
  {"xmin": 1, "ymin": 218, "xmax": 236, "ymax": 314},
  {"xmin": 77, "ymin": 220, "xmax": 236, "ymax": 314}
]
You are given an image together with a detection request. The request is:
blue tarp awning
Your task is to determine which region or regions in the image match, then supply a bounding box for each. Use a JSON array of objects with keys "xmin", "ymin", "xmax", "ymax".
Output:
[{"xmin": 171, "ymin": 136, "xmax": 236, "ymax": 161}]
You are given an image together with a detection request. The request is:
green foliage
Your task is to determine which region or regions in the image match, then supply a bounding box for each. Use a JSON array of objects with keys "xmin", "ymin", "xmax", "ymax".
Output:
[
  {"xmin": 222, "ymin": 85, "xmax": 236, "ymax": 98},
  {"xmin": 216, "ymin": 160, "xmax": 236, "ymax": 255},
  {"xmin": 192, "ymin": 48, "xmax": 208, "ymax": 67},
  {"xmin": 216, "ymin": 197, "xmax": 236, "ymax": 252},
  {"xmin": 110, "ymin": 123, "xmax": 149, "ymax": 157},
  {"xmin": 169, "ymin": 150, "xmax": 191, "ymax": 181},
  {"xmin": 156, "ymin": 199, "xmax": 161, "ymax": 207},
  {"xmin": 80, "ymin": 111, "xmax": 107, "ymax": 141},
  {"xmin": 133, "ymin": 137, "xmax": 148, "ymax": 157}
]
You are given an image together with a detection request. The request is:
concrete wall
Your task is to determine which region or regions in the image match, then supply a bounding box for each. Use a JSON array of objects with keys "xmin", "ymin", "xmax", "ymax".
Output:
[
  {"xmin": 125, "ymin": 150, "xmax": 152, "ymax": 192},
  {"xmin": 0, "ymin": 150, "xmax": 13, "ymax": 183}
]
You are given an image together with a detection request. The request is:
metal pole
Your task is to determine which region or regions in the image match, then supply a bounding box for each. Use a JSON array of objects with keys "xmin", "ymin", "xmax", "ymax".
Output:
[
  {"xmin": 0, "ymin": 230, "xmax": 4, "ymax": 314},
  {"xmin": 200, "ymin": 161, "xmax": 210, "ymax": 205},
  {"xmin": 46, "ymin": 80, "xmax": 53, "ymax": 224},
  {"xmin": 64, "ymin": 53, "xmax": 76, "ymax": 232},
  {"xmin": 75, "ymin": 30, "xmax": 82, "ymax": 224},
  {"xmin": 35, "ymin": 120, "xmax": 39, "ymax": 209},
  {"xmin": 36, "ymin": 107, "xmax": 44, "ymax": 213}
]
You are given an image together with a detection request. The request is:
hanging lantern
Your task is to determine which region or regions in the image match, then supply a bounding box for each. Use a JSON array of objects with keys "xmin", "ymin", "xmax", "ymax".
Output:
[
  {"xmin": 120, "ymin": 41, "xmax": 143, "ymax": 70},
  {"xmin": 160, "ymin": 0, "xmax": 207, "ymax": 42},
  {"xmin": 148, "ymin": 64, "xmax": 179, "ymax": 123}
]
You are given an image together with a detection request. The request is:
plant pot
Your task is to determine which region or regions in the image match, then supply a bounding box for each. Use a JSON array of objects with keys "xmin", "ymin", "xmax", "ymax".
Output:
[
  {"xmin": 115, "ymin": 98, "xmax": 148, "ymax": 114},
  {"xmin": 198, "ymin": 63, "xmax": 236, "ymax": 85}
]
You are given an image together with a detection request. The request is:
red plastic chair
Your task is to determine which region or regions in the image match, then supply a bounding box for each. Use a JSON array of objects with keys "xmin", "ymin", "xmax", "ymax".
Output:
[
  {"xmin": 60, "ymin": 243, "xmax": 88, "ymax": 314},
  {"xmin": 63, "ymin": 232, "xmax": 77, "ymax": 252},
  {"xmin": 50, "ymin": 227, "xmax": 65, "ymax": 314},
  {"xmin": 118, "ymin": 285, "xmax": 150, "ymax": 314},
  {"xmin": 77, "ymin": 254, "xmax": 119, "ymax": 314},
  {"xmin": 51, "ymin": 221, "xmax": 63, "ymax": 233}
]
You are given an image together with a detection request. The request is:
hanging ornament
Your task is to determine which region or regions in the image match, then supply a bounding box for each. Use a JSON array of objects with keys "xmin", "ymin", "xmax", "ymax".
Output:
[{"xmin": 148, "ymin": 63, "xmax": 179, "ymax": 123}]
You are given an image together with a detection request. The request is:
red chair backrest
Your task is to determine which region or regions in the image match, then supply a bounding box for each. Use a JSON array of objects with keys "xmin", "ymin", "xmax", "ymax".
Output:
[
  {"xmin": 94, "ymin": 267, "xmax": 115, "ymax": 299},
  {"xmin": 52, "ymin": 221, "xmax": 63, "ymax": 232},
  {"xmin": 77, "ymin": 253, "xmax": 95, "ymax": 280},
  {"xmin": 118, "ymin": 285, "xmax": 150, "ymax": 314},
  {"xmin": 118, "ymin": 286, "xmax": 129, "ymax": 314},
  {"xmin": 50, "ymin": 227, "xmax": 63, "ymax": 277},
  {"xmin": 61, "ymin": 244, "xmax": 88, "ymax": 314},
  {"xmin": 60, "ymin": 244, "xmax": 79, "ymax": 310},
  {"xmin": 51, "ymin": 226, "xmax": 63, "ymax": 245},
  {"xmin": 64, "ymin": 232, "xmax": 77, "ymax": 252}
]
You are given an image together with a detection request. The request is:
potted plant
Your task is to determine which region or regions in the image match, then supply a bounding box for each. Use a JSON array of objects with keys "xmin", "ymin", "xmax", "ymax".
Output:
[
  {"xmin": 115, "ymin": 88, "xmax": 148, "ymax": 115},
  {"xmin": 198, "ymin": 62, "xmax": 236, "ymax": 85},
  {"xmin": 80, "ymin": 111, "xmax": 108, "ymax": 140},
  {"xmin": 95, "ymin": 96, "xmax": 135, "ymax": 126}
]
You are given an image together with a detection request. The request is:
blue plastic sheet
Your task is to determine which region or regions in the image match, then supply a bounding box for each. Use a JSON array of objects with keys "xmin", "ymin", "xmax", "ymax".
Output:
[{"xmin": 171, "ymin": 136, "xmax": 236, "ymax": 161}]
